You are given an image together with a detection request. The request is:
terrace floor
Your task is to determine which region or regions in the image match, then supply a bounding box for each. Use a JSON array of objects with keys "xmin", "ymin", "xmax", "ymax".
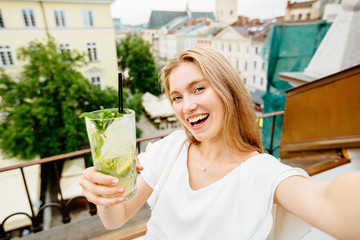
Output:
[{"xmin": 16, "ymin": 204, "xmax": 150, "ymax": 240}]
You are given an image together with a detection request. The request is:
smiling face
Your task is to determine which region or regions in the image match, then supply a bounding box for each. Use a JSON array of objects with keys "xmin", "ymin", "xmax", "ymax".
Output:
[{"xmin": 169, "ymin": 61, "xmax": 225, "ymax": 143}]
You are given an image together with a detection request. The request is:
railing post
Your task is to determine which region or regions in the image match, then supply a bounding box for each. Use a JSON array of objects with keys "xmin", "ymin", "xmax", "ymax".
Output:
[
  {"xmin": 0, "ymin": 223, "xmax": 9, "ymax": 240},
  {"xmin": 52, "ymin": 162, "xmax": 71, "ymax": 224},
  {"xmin": 268, "ymin": 115, "xmax": 277, "ymax": 155},
  {"xmin": 19, "ymin": 168, "xmax": 42, "ymax": 232}
]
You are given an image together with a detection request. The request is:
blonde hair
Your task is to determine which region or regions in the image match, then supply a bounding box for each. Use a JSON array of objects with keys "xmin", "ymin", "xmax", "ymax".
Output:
[{"xmin": 161, "ymin": 47, "xmax": 263, "ymax": 153}]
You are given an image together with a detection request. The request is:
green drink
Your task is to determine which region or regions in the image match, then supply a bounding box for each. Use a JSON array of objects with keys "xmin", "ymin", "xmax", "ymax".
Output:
[{"xmin": 81, "ymin": 108, "xmax": 137, "ymax": 201}]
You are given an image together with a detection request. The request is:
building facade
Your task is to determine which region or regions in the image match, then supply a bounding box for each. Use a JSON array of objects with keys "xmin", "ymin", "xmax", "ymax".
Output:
[
  {"xmin": 0, "ymin": 0, "xmax": 118, "ymax": 89},
  {"xmin": 213, "ymin": 17, "xmax": 275, "ymax": 92},
  {"xmin": 215, "ymin": 0, "xmax": 238, "ymax": 24},
  {"xmin": 284, "ymin": 0, "xmax": 341, "ymax": 23}
]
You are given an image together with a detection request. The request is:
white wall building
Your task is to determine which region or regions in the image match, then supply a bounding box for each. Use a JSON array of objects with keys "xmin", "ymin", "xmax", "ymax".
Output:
[
  {"xmin": 215, "ymin": 0, "xmax": 238, "ymax": 24},
  {"xmin": 158, "ymin": 18, "xmax": 223, "ymax": 69},
  {"xmin": 213, "ymin": 18, "xmax": 275, "ymax": 92}
]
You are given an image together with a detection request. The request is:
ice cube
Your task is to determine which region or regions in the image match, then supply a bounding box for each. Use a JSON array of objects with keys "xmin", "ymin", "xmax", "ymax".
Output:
[{"xmin": 100, "ymin": 117, "xmax": 135, "ymax": 158}]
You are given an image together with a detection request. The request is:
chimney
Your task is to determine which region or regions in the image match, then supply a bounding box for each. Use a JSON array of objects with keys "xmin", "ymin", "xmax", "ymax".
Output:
[
  {"xmin": 233, "ymin": 16, "xmax": 241, "ymax": 26},
  {"xmin": 251, "ymin": 18, "xmax": 260, "ymax": 26},
  {"xmin": 242, "ymin": 17, "xmax": 249, "ymax": 26},
  {"xmin": 287, "ymin": 1, "xmax": 292, "ymax": 9}
]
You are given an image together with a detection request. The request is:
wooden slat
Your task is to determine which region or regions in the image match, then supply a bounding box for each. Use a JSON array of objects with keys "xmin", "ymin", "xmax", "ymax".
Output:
[
  {"xmin": 95, "ymin": 223, "xmax": 147, "ymax": 240},
  {"xmin": 281, "ymin": 154, "xmax": 350, "ymax": 176},
  {"xmin": 280, "ymin": 65, "xmax": 360, "ymax": 156}
]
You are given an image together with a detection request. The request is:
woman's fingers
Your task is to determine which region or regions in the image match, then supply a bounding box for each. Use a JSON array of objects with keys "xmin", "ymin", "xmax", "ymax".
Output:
[
  {"xmin": 83, "ymin": 166, "xmax": 119, "ymax": 186},
  {"xmin": 81, "ymin": 178, "xmax": 123, "ymax": 196},
  {"xmin": 79, "ymin": 167, "xmax": 125, "ymax": 205},
  {"xmin": 136, "ymin": 157, "xmax": 144, "ymax": 172}
]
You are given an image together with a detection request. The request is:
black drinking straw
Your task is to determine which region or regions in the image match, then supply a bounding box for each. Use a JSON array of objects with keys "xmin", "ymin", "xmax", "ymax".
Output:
[{"xmin": 118, "ymin": 72, "xmax": 124, "ymax": 114}]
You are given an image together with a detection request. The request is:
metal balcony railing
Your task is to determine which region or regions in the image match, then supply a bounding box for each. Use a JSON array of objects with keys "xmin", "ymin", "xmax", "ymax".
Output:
[{"xmin": 0, "ymin": 111, "xmax": 284, "ymax": 239}]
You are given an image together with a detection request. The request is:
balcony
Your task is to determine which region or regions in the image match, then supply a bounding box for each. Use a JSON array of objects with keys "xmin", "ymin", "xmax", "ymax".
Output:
[{"xmin": 0, "ymin": 111, "xmax": 285, "ymax": 240}]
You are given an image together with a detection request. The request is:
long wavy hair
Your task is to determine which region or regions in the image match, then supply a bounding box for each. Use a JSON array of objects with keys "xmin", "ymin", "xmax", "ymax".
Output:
[{"xmin": 160, "ymin": 47, "xmax": 263, "ymax": 153}]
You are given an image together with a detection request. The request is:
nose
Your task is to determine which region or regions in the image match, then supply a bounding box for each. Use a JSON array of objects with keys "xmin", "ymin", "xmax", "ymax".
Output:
[{"xmin": 183, "ymin": 102, "xmax": 198, "ymax": 114}]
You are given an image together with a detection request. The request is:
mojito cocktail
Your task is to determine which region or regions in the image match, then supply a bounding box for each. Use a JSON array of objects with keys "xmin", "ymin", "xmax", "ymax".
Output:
[{"xmin": 83, "ymin": 108, "xmax": 137, "ymax": 201}]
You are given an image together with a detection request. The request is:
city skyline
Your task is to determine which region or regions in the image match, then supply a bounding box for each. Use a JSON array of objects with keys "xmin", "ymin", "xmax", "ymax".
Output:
[{"xmin": 110, "ymin": 0, "xmax": 308, "ymax": 25}]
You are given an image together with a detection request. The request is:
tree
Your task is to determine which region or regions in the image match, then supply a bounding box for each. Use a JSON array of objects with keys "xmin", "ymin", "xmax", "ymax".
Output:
[
  {"xmin": 0, "ymin": 36, "xmax": 142, "ymax": 159},
  {"xmin": 116, "ymin": 34, "xmax": 132, "ymax": 80},
  {"xmin": 116, "ymin": 34, "xmax": 161, "ymax": 95}
]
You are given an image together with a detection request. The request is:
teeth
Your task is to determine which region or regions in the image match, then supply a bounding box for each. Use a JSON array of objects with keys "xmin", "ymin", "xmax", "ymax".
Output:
[{"xmin": 188, "ymin": 114, "xmax": 208, "ymax": 123}]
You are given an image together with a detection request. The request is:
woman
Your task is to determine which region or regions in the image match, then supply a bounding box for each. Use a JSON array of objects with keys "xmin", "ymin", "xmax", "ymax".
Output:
[{"xmin": 80, "ymin": 47, "xmax": 360, "ymax": 239}]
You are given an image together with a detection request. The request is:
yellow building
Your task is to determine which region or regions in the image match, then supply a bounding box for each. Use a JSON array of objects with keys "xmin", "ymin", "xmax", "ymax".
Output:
[{"xmin": 0, "ymin": 0, "xmax": 118, "ymax": 89}]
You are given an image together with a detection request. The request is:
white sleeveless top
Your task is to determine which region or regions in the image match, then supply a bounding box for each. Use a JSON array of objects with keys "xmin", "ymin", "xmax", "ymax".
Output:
[{"xmin": 138, "ymin": 130, "xmax": 312, "ymax": 240}]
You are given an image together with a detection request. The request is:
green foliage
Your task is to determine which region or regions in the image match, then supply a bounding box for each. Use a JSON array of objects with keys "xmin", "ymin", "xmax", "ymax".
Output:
[
  {"xmin": 116, "ymin": 34, "xmax": 161, "ymax": 95},
  {"xmin": 79, "ymin": 106, "xmax": 124, "ymax": 133},
  {"xmin": 116, "ymin": 34, "xmax": 132, "ymax": 78},
  {"xmin": 0, "ymin": 36, "xmax": 142, "ymax": 159}
]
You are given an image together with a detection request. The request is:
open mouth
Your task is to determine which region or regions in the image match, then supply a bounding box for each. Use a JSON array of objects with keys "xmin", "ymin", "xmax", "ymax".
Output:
[{"xmin": 187, "ymin": 114, "xmax": 210, "ymax": 127}]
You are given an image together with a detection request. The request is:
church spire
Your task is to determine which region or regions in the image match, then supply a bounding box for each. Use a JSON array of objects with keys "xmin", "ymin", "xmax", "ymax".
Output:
[{"xmin": 186, "ymin": 1, "xmax": 192, "ymax": 19}]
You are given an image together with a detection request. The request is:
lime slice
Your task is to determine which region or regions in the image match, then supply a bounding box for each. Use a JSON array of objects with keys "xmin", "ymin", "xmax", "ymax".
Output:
[{"xmin": 117, "ymin": 157, "xmax": 133, "ymax": 177}]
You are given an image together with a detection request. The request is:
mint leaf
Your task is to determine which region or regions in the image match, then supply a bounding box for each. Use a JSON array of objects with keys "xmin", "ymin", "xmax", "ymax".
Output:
[
  {"xmin": 91, "ymin": 132, "xmax": 104, "ymax": 158},
  {"xmin": 79, "ymin": 112, "xmax": 97, "ymax": 119},
  {"xmin": 79, "ymin": 106, "xmax": 123, "ymax": 133}
]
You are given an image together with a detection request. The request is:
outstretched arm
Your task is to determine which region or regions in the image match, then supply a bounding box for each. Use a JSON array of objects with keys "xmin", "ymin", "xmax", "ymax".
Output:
[{"xmin": 275, "ymin": 172, "xmax": 360, "ymax": 239}]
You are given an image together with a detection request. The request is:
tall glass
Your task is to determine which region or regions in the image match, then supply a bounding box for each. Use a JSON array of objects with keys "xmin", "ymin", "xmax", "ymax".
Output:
[{"xmin": 84, "ymin": 108, "xmax": 137, "ymax": 201}]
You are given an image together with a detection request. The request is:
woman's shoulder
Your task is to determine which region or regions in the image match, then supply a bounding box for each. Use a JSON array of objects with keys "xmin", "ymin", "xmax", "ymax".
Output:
[
  {"xmin": 242, "ymin": 153, "xmax": 296, "ymax": 176},
  {"xmin": 241, "ymin": 153, "xmax": 309, "ymax": 184},
  {"xmin": 243, "ymin": 153, "xmax": 281, "ymax": 167}
]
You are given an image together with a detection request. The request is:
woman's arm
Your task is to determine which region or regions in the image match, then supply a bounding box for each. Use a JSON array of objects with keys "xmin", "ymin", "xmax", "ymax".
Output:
[
  {"xmin": 275, "ymin": 172, "xmax": 360, "ymax": 239},
  {"xmin": 79, "ymin": 166, "xmax": 152, "ymax": 229}
]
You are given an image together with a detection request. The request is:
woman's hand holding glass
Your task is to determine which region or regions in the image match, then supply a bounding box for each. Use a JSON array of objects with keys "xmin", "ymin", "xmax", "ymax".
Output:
[{"xmin": 79, "ymin": 158, "xmax": 143, "ymax": 207}]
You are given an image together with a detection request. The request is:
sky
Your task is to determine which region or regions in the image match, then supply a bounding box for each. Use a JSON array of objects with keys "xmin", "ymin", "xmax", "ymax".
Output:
[{"xmin": 110, "ymin": 0, "xmax": 293, "ymax": 26}]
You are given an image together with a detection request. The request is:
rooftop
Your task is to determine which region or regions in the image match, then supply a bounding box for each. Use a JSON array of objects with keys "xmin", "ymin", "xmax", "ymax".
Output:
[
  {"xmin": 231, "ymin": 18, "xmax": 276, "ymax": 40},
  {"xmin": 147, "ymin": 10, "xmax": 214, "ymax": 29},
  {"xmin": 286, "ymin": 0, "xmax": 316, "ymax": 9}
]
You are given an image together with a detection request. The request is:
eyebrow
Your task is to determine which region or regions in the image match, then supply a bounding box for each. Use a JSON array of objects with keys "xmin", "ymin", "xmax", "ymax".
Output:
[{"xmin": 169, "ymin": 78, "xmax": 207, "ymax": 97}]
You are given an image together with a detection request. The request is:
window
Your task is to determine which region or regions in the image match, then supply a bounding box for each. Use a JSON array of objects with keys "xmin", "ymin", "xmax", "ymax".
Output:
[
  {"xmin": 0, "ymin": 9, "xmax": 4, "ymax": 28},
  {"xmin": 57, "ymin": 42, "xmax": 72, "ymax": 56},
  {"xmin": 253, "ymin": 61, "xmax": 257, "ymax": 69},
  {"xmin": 261, "ymin": 77, "xmax": 264, "ymax": 86},
  {"xmin": 86, "ymin": 42, "xmax": 99, "ymax": 61},
  {"xmin": 245, "ymin": 61, "xmax": 248, "ymax": 71},
  {"xmin": 255, "ymin": 47, "xmax": 258, "ymax": 54},
  {"xmin": 253, "ymin": 76, "xmax": 256, "ymax": 84},
  {"xmin": 54, "ymin": 10, "xmax": 66, "ymax": 27},
  {"xmin": 262, "ymin": 62, "xmax": 265, "ymax": 70},
  {"xmin": 291, "ymin": 15, "xmax": 295, "ymax": 21},
  {"xmin": 88, "ymin": 74, "xmax": 103, "ymax": 89},
  {"xmin": 22, "ymin": 9, "xmax": 36, "ymax": 27},
  {"xmin": 228, "ymin": 43, "xmax": 232, "ymax": 52},
  {"xmin": 306, "ymin": 13, "xmax": 311, "ymax": 20},
  {"xmin": 0, "ymin": 45, "xmax": 16, "ymax": 67},
  {"xmin": 237, "ymin": 45, "xmax": 240, "ymax": 53},
  {"xmin": 83, "ymin": 10, "xmax": 94, "ymax": 27},
  {"xmin": 298, "ymin": 14, "xmax": 302, "ymax": 20}
]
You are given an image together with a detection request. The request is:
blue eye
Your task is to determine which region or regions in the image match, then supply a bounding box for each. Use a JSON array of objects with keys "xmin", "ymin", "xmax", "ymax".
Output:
[
  {"xmin": 195, "ymin": 87, "xmax": 204, "ymax": 93},
  {"xmin": 172, "ymin": 96, "xmax": 182, "ymax": 102}
]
